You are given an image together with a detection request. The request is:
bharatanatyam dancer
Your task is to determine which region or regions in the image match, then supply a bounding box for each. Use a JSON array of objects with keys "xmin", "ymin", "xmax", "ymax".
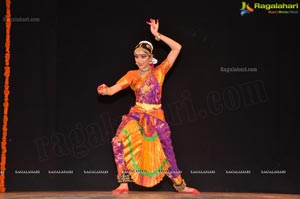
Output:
[{"xmin": 97, "ymin": 18, "xmax": 200, "ymax": 194}]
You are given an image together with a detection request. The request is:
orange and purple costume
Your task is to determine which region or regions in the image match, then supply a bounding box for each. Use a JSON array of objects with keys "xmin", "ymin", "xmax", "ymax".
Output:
[{"xmin": 112, "ymin": 59, "xmax": 183, "ymax": 187}]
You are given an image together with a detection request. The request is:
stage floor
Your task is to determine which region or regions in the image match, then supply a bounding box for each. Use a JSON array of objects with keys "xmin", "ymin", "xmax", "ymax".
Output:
[{"xmin": 0, "ymin": 191, "xmax": 299, "ymax": 199}]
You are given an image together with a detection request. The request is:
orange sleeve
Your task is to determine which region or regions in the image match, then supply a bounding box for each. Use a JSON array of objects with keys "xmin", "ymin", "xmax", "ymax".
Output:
[
  {"xmin": 155, "ymin": 59, "xmax": 171, "ymax": 75},
  {"xmin": 116, "ymin": 71, "xmax": 134, "ymax": 89}
]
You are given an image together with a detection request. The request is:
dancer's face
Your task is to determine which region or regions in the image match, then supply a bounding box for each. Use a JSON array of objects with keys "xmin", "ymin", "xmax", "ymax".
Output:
[{"xmin": 134, "ymin": 48, "xmax": 152, "ymax": 69}]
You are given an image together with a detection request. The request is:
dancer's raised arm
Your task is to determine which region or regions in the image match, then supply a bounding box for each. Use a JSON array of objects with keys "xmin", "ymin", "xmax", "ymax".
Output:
[{"xmin": 146, "ymin": 18, "xmax": 182, "ymax": 68}]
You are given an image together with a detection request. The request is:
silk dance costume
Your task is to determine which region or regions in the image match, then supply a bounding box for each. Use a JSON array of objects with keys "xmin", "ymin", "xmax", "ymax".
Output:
[{"xmin": 111, "ymin": 58, "xmax": 187, "ymax": 191}]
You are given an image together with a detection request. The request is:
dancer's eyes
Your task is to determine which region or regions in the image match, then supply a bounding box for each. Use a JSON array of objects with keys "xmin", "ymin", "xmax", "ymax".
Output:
[{"xmin": 134, "ymin": 54, "xmax": 148, "ymax": 59}]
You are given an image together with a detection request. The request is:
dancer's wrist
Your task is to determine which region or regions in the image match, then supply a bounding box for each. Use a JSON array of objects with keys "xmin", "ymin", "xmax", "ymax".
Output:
[{"xmin": 155, "ymin": 33, "xmax": 161, "ymax": 41}]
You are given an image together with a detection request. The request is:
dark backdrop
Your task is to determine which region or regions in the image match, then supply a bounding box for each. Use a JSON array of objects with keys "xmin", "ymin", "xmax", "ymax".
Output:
[{"xmin": 0, "ymin": 0, "xmax": 299, "ymax": 193}]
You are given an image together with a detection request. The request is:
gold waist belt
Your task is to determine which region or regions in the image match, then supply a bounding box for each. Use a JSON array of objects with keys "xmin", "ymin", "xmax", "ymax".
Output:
[{"xmin": 136, "ymin": 102, "xmax": 161, "ymax": 111}]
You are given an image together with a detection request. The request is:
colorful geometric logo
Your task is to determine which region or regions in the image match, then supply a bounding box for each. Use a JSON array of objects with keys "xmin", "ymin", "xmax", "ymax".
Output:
[{"xmin": 240, "ymin": 2, "xmax": 254, "ymax": 16}]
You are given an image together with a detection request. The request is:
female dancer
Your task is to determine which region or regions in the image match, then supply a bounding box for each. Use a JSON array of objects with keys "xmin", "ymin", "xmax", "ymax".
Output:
[{"xmin": 98, "ymin": 18, "xmax": 200, "ymax": 194}]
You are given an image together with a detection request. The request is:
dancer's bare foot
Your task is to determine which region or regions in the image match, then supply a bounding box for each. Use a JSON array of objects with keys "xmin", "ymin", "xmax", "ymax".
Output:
[
  {"xmin": 178, "ymin": 186, "xmax": 200, "ymax": 194},
  {"xmin": 112, "ymin": 183, "xmax": 129, "ymax": 194},
  {"xmin": 173, "ymin": 179, "xmax": 200, "ymax": 194}
]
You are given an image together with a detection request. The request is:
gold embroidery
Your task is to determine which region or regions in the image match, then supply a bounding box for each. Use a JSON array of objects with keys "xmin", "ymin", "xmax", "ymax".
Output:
[
  {"xmin": 136, "ymin": 102, "xmax": 161, "ymax": 111},
  {"xmin": 142, "ymin": 85, "xmax": 150, "ymax": 93}
]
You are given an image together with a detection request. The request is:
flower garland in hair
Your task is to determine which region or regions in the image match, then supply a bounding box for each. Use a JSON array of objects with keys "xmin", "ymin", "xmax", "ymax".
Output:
[{"xmin": 0, "ymin": 0, "xmax": 11, "ymax": 193}]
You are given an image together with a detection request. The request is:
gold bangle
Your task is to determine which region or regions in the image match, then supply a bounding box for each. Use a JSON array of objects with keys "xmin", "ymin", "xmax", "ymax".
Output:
[{"xmin": 155, "ymin": 33, "xmax": 161, "ymax": 41}]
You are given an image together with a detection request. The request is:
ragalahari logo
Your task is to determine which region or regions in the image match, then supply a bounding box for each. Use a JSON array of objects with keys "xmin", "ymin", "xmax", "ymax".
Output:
[{"xmin": 240, "ymin": 2, "xmax": 254, "ymax": 16}]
